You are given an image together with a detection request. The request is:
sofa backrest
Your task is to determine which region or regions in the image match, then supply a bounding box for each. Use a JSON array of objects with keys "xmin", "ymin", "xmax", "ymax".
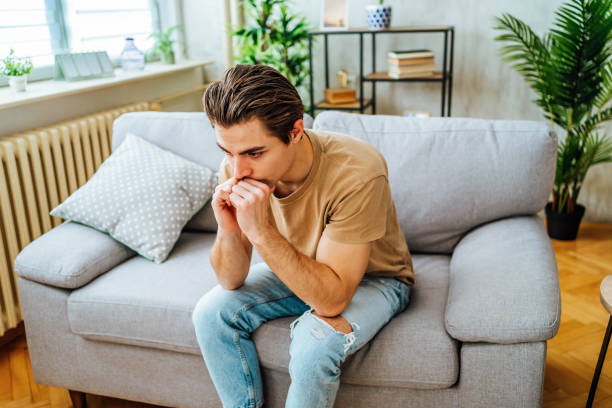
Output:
[
  {"xmin": 113, "ymin": 111, "xmax": 557, "ymax": 254},
  {"xmin": 113, "ymin": 112, "xmax": 225, "ymax": 171},
  {"xmin": 312, "ymin": 111, "xmax": 557, "ymax": 253},
  {"xmin": 112, "ymin": 111, "xmax": 314, "ymax": 170}
]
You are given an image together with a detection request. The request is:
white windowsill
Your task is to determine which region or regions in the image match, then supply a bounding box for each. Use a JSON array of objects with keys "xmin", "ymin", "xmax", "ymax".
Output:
[{"xmin": 0, "ymin": 59, "xmax": 213, "ymax": 111}]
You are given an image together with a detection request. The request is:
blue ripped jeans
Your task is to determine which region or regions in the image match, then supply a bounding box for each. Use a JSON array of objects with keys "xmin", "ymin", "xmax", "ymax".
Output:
[{"xmin": 191, "ymin": 262, "xmax": 411, "ymax": 408}]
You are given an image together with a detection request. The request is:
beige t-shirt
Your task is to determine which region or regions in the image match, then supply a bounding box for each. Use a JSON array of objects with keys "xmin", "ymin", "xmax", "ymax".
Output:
[{"xmin": 218, "ymin": 128, "xmax": 415, "ymax": 286}]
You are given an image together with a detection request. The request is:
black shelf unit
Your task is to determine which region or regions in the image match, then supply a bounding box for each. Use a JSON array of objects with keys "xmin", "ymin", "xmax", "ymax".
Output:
[{"xmin": 307, "ymin": 25, "xmax": 454, "ymax": 117}]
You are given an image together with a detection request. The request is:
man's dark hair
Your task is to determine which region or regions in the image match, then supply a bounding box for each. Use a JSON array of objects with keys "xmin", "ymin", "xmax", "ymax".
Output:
[{"xmin": 203, "ymin": 64, "xmax": 304, "ymax": 144}]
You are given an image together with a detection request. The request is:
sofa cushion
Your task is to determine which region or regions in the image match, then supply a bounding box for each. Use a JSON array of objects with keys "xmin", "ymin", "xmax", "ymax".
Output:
[
  {"xmin": 445, "ymin": 216, "xmax": 561, "ymax": 343},
  {"xmin": 67, "ymin": 232, "xmax": 458, "ymax": 389},
  {"xmin": 14, "ymin": 221, "xmax": 136, "ymax": 289},
  {"xmin": 50, "ymin": 133, "xmax": 217, "ymax": 263},
  {"xmin": 312, "ymin": 111, "xmax": 557, "ymax": 253}
]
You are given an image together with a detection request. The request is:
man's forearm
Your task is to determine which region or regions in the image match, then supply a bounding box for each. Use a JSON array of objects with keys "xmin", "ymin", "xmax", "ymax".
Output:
[
  {"xmin": 210, "ymin": 229, "xmax": 251, "ymax": 290},
  {"xmin": 253, "ymin": 228, "xmax": 346, "ymax": 316}
]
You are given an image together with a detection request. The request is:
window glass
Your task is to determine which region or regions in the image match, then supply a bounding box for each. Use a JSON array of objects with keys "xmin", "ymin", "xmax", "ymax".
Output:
[
  {"xmin": 63, "ymin": 0, "xmax": 155, "ymax": 58},
  {"xmin": 0, "ymin": 0, "xmax": 55, "ymax": 67}
]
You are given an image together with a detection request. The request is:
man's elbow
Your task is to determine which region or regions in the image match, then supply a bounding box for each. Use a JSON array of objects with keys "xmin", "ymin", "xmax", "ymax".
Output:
[
  {"xmin": 315, "ymin": 300, "xmax": 348, "ymax": 318},
  {"xmin": 220, "ymin": 281, "xmax": 243, "ymax": 291},
  {"xmin": 315, "ymin": 278, "xmax": 352, "ymax": 316}
]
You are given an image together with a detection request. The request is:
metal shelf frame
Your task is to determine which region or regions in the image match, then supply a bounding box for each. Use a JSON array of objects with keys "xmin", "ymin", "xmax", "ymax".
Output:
[{"xmin": 307, "ymin": 26, "xmax": 455, "ymax": 117}]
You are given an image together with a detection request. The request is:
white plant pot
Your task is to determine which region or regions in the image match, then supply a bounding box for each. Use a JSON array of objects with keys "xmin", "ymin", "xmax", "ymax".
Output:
[
  {"xmin": 366, "ymin": 5, "xmax": 392, "ymax": 30},
  {"xmin": 8, "ymin": 75, "xmax": 27, "ymax": 92}
]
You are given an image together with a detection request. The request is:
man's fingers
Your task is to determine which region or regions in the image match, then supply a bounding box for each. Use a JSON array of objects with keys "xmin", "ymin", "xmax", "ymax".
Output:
[
  {"xmin": 232, "ymin": 183, "xmax": 262, "ymax": 200},
  {"xmin": 223, "ymin": 178, "xmax": 237, "ymax": 193},
  {"xmin": 213, "ymin": 189, "xmax": 234, "ymax": 208},
  {"xmin": 215, "ymin": 177, "xmax": 236, "ymax": 193},
  {"xmin": 214, "ymin": 189, "xmax": 229, "ymax": 201},
  {"xmin": 240, "ymin": 178, "xmax": 273, "ymax": 192},
  {"xmin": 229, "ymin": 192, "xmax": 246, "ymax": 208},
  {"xmin": 217, "ymin": 178, "xmax": 271, "ymax": 207}
]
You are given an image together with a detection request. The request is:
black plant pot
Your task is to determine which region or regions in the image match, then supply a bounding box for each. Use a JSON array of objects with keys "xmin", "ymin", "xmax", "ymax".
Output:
[{"xmin": 545, "ymin": 202, "xmax": 586, "ymax": 241}]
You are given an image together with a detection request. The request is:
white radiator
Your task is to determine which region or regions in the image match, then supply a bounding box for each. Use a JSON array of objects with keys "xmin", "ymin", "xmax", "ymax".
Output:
[{"xmin": 0, "ymin": 102, "xmax": 150, "ymax": 336}]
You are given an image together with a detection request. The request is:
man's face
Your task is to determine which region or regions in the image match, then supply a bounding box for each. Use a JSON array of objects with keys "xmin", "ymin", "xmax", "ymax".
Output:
[{"xmin": 215, "ymin": 117, "xmax": 295, "ymax": 186}]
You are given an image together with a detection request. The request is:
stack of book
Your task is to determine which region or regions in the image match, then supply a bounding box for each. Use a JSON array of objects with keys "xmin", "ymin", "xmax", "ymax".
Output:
[{"xmin": 387, "ymin": 49, "xmax": 436, "ymax": 79}]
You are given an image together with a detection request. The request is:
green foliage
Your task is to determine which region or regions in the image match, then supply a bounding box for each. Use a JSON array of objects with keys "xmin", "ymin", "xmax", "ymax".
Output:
[
  {"xmin": 231, "ymin": 0, "xmax": 313, "ymax": 111},
  {"xmin": 1, "ymin": 49, "xmax": 33, "ymax": 76},
  {"xmin": 147, "ymin": 25, "xmax": 182, "ymax": 63},
  {"xmin": 493, "ymin": 0, "xmax": 612, "ymax": 214}
]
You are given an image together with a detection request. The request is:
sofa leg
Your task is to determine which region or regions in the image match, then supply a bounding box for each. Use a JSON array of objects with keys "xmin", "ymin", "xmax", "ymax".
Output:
[{"xmin": 68, "ymin": 390, "xmax": 87, "ymax": 408}]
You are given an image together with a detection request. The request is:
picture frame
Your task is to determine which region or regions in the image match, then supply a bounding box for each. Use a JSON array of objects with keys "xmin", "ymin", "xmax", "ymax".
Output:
[{"xmin": 320, "ymin": 0, "xmax": 349, "ymax": 31}]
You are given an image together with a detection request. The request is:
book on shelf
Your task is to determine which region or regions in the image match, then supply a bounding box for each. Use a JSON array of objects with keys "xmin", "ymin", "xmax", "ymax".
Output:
[
  {"xmin": 388, "ymin": 61, "xmax": 436, "ymax": 73},
  {"xmin": 388, "ymin": 70, "xmax": 436, "ymax": 79},
  {"xmin": 387, "ymin": 49, "xmax": 434, "ymax": 59},
  {"xmin": 387, "ymin": 56, "xmax": 435, "ymax": 66}
]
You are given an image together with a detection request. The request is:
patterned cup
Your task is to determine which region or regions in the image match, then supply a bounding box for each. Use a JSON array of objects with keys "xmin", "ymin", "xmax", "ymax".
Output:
[{"xmin": 366, "ymin": 5, "xmax": 392, "ymax": 30}]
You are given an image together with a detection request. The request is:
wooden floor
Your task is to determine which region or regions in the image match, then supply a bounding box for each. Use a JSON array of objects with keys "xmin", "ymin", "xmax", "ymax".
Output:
[
  {"xmin": 543, "ymin": 221, "xmax": 612, "ymax": 407},
  {"xmin": 1, "ymin": 221, "xmax": 611, "ymax": 408}
]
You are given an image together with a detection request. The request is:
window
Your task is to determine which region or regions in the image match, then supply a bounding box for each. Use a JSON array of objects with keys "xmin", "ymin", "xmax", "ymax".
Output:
[
  {"xmin": 0, "ymin": 0, "xmax": 160, "ymax": 84},
  {"xmin": 0, "ymin": 0, "xmax": 56, "ymax": 70},
  {"xmin": 63, "ymin": 0, "xmax": 156, "ymax": 59}
]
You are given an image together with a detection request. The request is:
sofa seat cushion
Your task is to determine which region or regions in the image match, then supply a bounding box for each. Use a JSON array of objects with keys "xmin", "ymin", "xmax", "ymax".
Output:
[{"xmin": 67, "ymin": 232, "xmax": 458, "ymax": 390}]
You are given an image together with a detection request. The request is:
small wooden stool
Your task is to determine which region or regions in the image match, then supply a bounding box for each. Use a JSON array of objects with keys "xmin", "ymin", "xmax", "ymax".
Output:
[{"xmin": 586, "ymin": 275, "xmax": 612, "ymax": 407}]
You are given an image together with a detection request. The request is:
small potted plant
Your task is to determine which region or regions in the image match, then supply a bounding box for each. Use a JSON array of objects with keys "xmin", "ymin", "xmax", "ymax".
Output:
[
  {"xmin": 147, "ymin": 25, "xmax": 182, "ymax": 64},
  {"xmin": 366, "ymin": 0, "xmax": 392, "ymax": 31},
  {"xmin": 1, "ymin": 49, "xmax": 33, "ymax": 92}
]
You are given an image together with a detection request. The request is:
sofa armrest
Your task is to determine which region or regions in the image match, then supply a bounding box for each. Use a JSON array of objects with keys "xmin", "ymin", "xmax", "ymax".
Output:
[
  {"xmin": 14, "ymin": 221, "xmax": 136, "ymax": 289},
  {"xmin": 445, "ymin": 215, "xmax": 561, "ymax": 344}
]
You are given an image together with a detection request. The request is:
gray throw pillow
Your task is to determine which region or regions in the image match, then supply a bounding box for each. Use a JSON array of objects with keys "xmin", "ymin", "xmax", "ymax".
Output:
[{"xmin": 50, "ymin": 132, "xmax": 216, "ymax": 263}]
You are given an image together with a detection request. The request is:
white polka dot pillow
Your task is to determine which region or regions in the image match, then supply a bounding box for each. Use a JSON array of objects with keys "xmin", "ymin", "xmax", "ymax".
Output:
[{"xmin": 50, "ymin": 132, "xmax": 217, "ymax": 264}]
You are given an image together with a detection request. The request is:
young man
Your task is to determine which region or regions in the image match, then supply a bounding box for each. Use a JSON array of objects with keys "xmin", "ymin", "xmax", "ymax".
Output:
[{"xmin": 191, "ymin": 64, "xmax": 415, "ymax": 408}]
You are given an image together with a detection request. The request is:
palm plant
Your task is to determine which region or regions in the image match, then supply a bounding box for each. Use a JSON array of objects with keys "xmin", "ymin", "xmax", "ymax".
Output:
[
  {"xmin": 493, "ymin": 0, "xmax": 612, "ymax": 215},
  {"xmin": 231, "ymin": 0, "xmax": 313, "ymax": 111}
]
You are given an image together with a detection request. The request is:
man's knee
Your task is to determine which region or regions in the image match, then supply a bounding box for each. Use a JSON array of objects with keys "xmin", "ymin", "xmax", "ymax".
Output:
[
  {"xmin": 312, "ymin": 311, "xmax": 352, "ymax": 334},
  {"xmin": 192, "ymin": 286, "xmax": 238, "ymax": 328},
  {"xmin": 191, "ymin": 292, "xmax": 216, "ymax": 329}
]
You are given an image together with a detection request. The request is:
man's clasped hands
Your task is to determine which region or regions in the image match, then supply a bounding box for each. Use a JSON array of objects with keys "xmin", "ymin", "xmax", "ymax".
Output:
[{"xmin": 211, "ymin": 177, "xmax": 276, "ymax": 245}]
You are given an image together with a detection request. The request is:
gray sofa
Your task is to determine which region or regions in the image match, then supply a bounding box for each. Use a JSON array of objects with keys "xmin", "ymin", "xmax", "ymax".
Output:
[{"xmin": 14, "ymin": 110, "xmax": 561, "ymax": 408}]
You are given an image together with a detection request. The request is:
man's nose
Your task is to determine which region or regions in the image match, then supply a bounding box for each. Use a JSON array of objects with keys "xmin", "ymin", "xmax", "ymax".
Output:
[{"xmin": 233, "ymin": 157, "xmax": 251, "ymax": 179}]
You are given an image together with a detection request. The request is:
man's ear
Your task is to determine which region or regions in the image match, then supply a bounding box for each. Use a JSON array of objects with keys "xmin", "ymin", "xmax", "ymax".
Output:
[{"xmin": 289, "ymin": 118, "xmax": 304, "ymax": 144}]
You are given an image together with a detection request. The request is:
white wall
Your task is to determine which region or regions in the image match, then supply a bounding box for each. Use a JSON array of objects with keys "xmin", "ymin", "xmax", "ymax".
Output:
[{"xmin": 181, "ymin": 0, "xmax": 612, "ymax": 223}]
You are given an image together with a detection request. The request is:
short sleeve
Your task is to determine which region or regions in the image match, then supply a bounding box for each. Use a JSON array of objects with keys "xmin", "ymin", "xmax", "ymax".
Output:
[
  {"xmin": 217, "ymin": 156, "xmax": 234, "ymax": 185},
  {"xmin": 323, "ymin": 175, "xmax": 390, "ymax": 244}
]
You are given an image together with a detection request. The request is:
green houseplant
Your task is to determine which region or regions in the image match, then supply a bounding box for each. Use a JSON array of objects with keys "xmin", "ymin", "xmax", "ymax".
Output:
[
  {"xmin": 493, "ymin": 0, "xmax": 612, "ymax": 240},
  {"xmin": 231, "ymin": 0, "xmax": 312, "ymax": 111},
  {"xmin": 147, "ymin": 25, "xmax": 182, "ymax": 64},
  {"xmin": 1, "ymin": 49, "xmax": 33, "ymax": 92}
]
